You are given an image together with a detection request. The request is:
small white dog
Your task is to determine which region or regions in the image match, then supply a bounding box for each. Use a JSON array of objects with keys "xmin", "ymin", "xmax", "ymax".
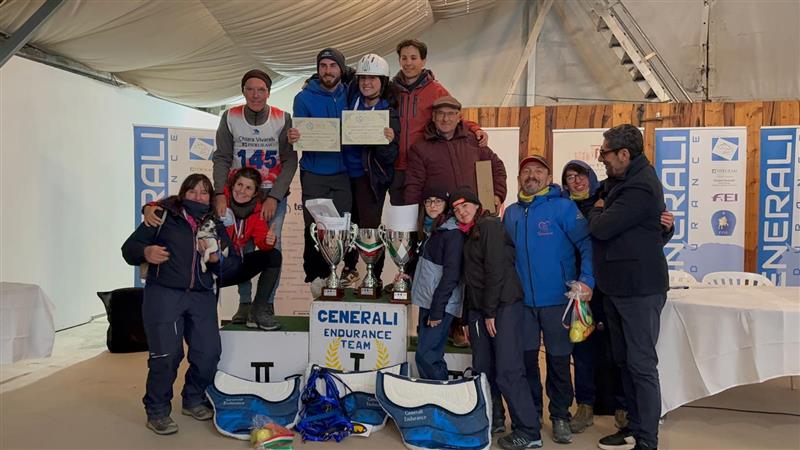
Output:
[{"xmin": 196, "ymin": 219, "xmax": 228, "ymax": 272}]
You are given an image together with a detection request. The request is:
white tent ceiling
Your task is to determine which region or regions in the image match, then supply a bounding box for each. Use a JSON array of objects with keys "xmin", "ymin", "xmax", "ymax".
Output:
[
  {"xmin": 1, "ymin": 0, "xmax": 798, "ymax": 108},
  {"xmin": 0, "ymin": 0, "xmax": 496, "ymax": 106}
]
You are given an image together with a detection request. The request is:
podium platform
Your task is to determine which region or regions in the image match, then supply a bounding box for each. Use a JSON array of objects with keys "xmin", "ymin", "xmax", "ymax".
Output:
[
  {"xmin": 406, "ymin": 336, "xmax": 472, "ymax": 380},
  {"xmin": 219, "ymin": 317, "xmax": 309, "ymax": 383},
  {"xmin": 310, "ymin": 289, "xmax": 408, "ymax": 372}
]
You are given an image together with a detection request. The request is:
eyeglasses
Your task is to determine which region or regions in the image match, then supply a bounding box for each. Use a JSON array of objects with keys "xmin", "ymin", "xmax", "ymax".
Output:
[
  {"xmin": 565, "ymin": 173, "xmax": 588, "ymax": 183},
  {"xmin": 433, "ymin": 110, "xmax": 459, "ymax": 119},
  {"xmin": 424, "ymin": 198, "xmax": 445, "ymax": 206},
  {"xmin": 598, "ymin": 146, "xmax": 623, "ymax": 160}
]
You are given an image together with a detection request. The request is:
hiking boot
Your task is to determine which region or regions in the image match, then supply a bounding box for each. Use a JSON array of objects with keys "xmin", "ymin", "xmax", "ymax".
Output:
[
  {"xmin": 552, "ymin": 418, "xmax": 572, "ymax": 444},
  {"xmin": 614, "ymin": 409, "xmax": 629, "ymax": 430},
  {"xmin": 181, "ymin": 403, "xmax": 213, "ymax": 421},
  {"xmin": 246, "ymin": 305, "xmax": 281, "ymax": 331},
  {"xmin": 598, "ymin": 429, "xmax": 635, "ymax": 450},
  {"xmin": 451, "ymin": 325, "xmax": 470, "ymax": 348},
  {"xmin": 146, "ymin": 416, "xmax": 178, "ymax": 435},
  {"xmin": 570, "ymin": 403, "xmax": 594, "ymax": 433},
  {"xmin": 264, "ymin": 303, "xmax": 275, "ymax": 316},
  {"xmin": 339, "ymin": 267, "xmax": 359, "ymax": 288},
  {"xmin": 498, "ymin": 430, "xmax": 543, "ymax": 449},
  {"xmin": 231, "ymin": 303, "xmax": 250, "ymax": 324}
]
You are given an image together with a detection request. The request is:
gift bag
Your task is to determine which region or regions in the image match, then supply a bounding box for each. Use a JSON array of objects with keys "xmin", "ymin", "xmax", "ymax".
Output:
[{"xmin": 562, "ymin": 281, "xmax": 595, "ymax": 343}]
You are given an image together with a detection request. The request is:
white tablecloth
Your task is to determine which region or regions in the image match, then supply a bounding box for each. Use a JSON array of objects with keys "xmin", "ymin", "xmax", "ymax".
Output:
[
  {"xmin": 658, "ymin": 286, "xmax": 800, "ymax": 414},
  {"xmin": 0, "ymin": 282, "xmax": 55, "ymax": 364}
]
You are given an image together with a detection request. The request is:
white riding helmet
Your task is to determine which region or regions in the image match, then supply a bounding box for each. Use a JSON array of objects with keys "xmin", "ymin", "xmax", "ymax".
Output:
[{"xmin": 356, "ymin": 53, "xmax": 390, "ymax": 77}]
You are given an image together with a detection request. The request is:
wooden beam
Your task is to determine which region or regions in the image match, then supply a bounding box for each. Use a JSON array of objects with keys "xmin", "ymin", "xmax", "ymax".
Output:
[{"xmin": 501, "ymin": 0, "xmax": 554, "ymax": 107}]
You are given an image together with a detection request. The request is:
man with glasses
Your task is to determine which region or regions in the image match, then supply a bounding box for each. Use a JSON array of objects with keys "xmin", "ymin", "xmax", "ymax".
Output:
[
  {"xmin": 403, "ymin": 95, "xmax": 506, "ymax": 206},
  {"xmin": 588, "ymin": 124, "xmax": 669, "ymax": 450}
]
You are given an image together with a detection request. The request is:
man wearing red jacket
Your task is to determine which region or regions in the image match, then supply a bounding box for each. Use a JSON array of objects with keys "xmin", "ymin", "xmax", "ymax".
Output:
[
  {"xmin": 404, "ymin": 96, "xmax": 507, "ymax": 208},
  {"xmin": 391, "ymin": 39, "xmax": 487, "ymax": 205}
]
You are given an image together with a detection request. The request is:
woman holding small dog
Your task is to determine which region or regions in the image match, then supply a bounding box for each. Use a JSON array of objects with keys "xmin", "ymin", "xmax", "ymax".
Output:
[
  {"xmin": 122, "ymin": 173, "xmax": 230, "ymax": 436},
  {"xmin": 143, "ymin": 168, "xmax": 282, "ymax": 331}
]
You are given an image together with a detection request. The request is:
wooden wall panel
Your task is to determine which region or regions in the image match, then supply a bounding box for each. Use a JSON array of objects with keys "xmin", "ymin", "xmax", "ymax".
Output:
[{"xmin": 734, "ymin": 102, "xmax": 764, "ymax": 272}]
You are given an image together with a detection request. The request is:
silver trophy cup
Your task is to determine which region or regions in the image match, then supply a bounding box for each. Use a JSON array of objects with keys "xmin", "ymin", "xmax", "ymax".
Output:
[
  {"xmin": 378, "ymin": 225, "xmax": 414, "ymax": 303},
  {"xmin": 355, "ymin": 228, "xmax": 384, "ymax": 298},
  {"xmin": 310, "ymin": 222, "xmax": 358, "ymax": 299}
]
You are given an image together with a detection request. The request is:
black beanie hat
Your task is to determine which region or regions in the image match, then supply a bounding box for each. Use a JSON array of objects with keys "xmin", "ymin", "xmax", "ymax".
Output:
[
  {"xmin": 422, "ymin": 186, "xmax": 449, "ymax": 204},
  {"xmin": 317, "ymin": 48, "xmax": 346, "ymax": 74},
  {"xmin": 449, "ymin": 186, "xmax": 481, "ymax": 209},
  {"xmin": 241, "ymin": 69, "xmax": 272, "ymax": 91}
]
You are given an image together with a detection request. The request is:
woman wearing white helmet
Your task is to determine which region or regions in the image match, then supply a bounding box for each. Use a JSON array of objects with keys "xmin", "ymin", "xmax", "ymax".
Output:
[{"xmin": 338, "ymin": 53, "xmax": 401, "ymax": 289}]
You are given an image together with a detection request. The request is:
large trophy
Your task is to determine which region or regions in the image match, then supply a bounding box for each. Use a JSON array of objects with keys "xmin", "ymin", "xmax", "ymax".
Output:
[
  {"xmin": 310, "ymin": 222, "xmax": 358, "ymax": 300},
  {"xmin": 379, "ymin": 224, "xmax": 414, "ymax": 304},
  {"xmin": 355, "ymin": 228, "xmax": 384, "ymax": 299}
]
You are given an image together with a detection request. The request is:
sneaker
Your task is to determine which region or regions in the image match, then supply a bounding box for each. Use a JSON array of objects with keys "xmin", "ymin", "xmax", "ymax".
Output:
[
  {"xmin": 310, "ymin": 278, "xmax": 326, "ymax": 299},
  {"xmin": 146, "ymin": 416, "xmax": 178, "ymax": 435},
  {"xmin": 340, "ymin": 267, "xmax": 360, "ymax": 288},
  {"xmin": 598, "ymin": 429, "xmax": 636, "ymax": 450},
  {"xmin": 552, "ymin": 418, "xmax": 572, "ymax": 444},
  {"xmin": 570, "ymin": 403, "xmax": 594, "ymax": 433},
  {"xmin": 614, "ymin": 409, "xmax": 629, "ymax": 430},
  {"xmin": 231, "ymin": 303, "xmax": 250, "ymax": 324},
  {"xmin": 246, "ymin": 305, "xmax": 281, "ymax": 331},
  {"xmin": 265, "ymin": 303, "xmax": 275, "ymax": 316},
  {"xmin": 181, "ymin": 403, "xmax": 213, "ymax": 421},
  {"xmin": 492, "ymin": 417, "xmax": 506, "ymax": 434},
  {"xmin": 498, "ymin": 430, "xmax": 543, "ymax": 449}
]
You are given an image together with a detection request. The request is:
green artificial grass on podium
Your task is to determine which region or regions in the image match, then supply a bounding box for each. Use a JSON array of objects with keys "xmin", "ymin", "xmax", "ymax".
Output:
[{"xmin": 407, "ymin": 335, "xmax": 472, "ymax": 355}]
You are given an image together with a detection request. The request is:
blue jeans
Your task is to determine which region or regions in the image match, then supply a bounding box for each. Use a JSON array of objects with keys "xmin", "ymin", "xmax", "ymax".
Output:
[
  {"xmin": 238, "ymin": 196, "xmax": 287, "ymax": 305},
  {"xmin": 415, "ymin": 308, "xmax": 455, "ymax": 381}
]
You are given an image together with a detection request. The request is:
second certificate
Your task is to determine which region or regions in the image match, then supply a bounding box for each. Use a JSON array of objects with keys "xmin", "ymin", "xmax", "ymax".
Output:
[{"xmin": 342, "ymin": 110, "xmax": 389, "ymax": 145}]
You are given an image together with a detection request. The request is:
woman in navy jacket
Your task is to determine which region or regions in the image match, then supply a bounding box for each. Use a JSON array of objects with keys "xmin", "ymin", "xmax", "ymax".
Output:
[
  {"xmin": 122, "ymin": 174, "xmax": 231, "ymax": 436},
  {"xmin": 411, "ymin": 187, "xmax": 463, "ymax": 381}
]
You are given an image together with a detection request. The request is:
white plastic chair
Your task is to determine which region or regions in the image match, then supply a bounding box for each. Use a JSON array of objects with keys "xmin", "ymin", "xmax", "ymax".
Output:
[
  {"xmin": 701, "ymin": 271, "xmax": 775, "ymax": 287},
  {"xmin": 669, "ymin": 270, "xmax": 700, "ymax": 287}
]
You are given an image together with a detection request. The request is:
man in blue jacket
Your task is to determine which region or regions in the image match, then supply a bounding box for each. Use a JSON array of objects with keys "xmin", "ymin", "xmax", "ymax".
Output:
[
  {"xmin": 293, "ymin": 48, "xmax": 352, "ymax": 296},
  {"xmin": 503, "ymin": 155, "xmax": 594, "ymax": 445}
]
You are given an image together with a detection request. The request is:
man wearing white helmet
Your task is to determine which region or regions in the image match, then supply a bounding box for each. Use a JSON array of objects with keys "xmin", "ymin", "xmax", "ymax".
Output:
[{"xmin": 338, "ymin": 54, "xmax": 401, "ymax": 288}]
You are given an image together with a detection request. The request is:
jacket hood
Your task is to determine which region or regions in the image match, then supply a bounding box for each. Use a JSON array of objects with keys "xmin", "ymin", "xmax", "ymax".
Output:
[
  {"xmin": 393, "ymin": 69, "xmax": 435, "ymax": 92},
  {"xmin": 303, "ymin": 78, "xmax": 346, "ymax": 97},
  {"xmin": 439, "ymin": 216, "xmax": 459, "ymax": 231},
  {"xmin": 561, "ymin": 159, "xmax": 600, "ymax": 196}
]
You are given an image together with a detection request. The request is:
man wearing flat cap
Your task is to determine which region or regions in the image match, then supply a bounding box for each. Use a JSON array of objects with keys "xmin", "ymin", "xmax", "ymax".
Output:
[{"xmin": 403, "ymin": 95, "xmax": 507, "ymax": 208}]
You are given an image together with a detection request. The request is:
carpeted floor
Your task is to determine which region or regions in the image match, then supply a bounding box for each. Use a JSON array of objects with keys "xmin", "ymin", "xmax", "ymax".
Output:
[{"xmin": 1, "ymin": 348, "xmax": 798, "ymax": 450}]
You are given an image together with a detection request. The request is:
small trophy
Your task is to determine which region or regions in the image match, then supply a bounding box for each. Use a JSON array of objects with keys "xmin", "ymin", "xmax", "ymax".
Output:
[
  {"xmin": 310, "ymin": 222, "xmax": 358, "ymax": 300},
  {"xmin": 355, "ymin": 228, "xmax": 384, "ymax": 299},
  {"xmin": 379, "ymin": 225, "xmax": 414, "ymax": 304}
]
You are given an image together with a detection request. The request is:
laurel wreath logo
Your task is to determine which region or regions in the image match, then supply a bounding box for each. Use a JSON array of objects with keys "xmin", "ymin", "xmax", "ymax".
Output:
[
  {"xmin": 374, "ymin": 339, "xmax": 390, "ymax": 369},
  {"xmin": 325, "ymin": 338, "xmax": 344, "ymax": 370}
]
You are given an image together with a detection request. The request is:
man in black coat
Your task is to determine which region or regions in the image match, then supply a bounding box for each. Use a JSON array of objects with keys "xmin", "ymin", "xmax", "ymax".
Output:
[{"xmin": 587, "ymin": 124, "xmax": 668, "ymax": 450}]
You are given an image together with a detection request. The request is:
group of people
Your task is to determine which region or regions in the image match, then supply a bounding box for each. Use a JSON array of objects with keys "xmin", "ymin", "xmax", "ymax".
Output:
[{"xmin": 121, "ymin": 38, "xmax": 672, "ymax": 450}]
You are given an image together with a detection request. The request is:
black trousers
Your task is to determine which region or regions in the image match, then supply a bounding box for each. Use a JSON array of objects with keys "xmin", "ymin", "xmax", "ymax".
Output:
[
  {"xmin": 343, "ymin": 175, "xmax": 386, "ymax": 280},
  {"xmin": 469, "ymin": 301, "xmax": 541, "ymax": 439},
  {"xmin": 605, "ymin": 293, "xmax": 666, "ymax": 448},
  {"xmin": 300, "ymin": 171, "xmax": 352, "ymax": 282},
  {"xmin": 219, "ymin": 250, "xmax": 282, "ymax": 303},
  {"xmin": 141, "ymin": 284, "xmax": 220, "ymax": 420}
]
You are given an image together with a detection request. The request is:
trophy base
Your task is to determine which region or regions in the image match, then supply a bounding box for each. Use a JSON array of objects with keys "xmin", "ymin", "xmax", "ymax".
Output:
[
  {"xmin": 390, "ymin": 291, "xmax": 410, "ymax": 304},
  {"xmin": 356, "ymin": 286, "xmax": 382, "ymax": 299},
  {"xmin": 320, "ymin": 287, "xmax": 344, "ymax": 301}
]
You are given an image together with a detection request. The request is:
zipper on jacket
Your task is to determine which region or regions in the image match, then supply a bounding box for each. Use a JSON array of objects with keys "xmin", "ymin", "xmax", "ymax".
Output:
[
  {"xmin": 523, "ymin": 207, "xmax": 536, "ymax": 304},
  {"xmin": 412, "ymin": 94, "xmax": 418, "ymax": 118}
]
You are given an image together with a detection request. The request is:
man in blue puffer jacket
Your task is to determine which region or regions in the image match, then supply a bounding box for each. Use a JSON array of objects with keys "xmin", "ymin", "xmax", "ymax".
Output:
[
  {"xmin": 293, "ymin": 48, "xmax": 352, "ymax": 293},
  {"xmin": 503, "ymin": 155, "xmax": 594, "ymax": 445}
]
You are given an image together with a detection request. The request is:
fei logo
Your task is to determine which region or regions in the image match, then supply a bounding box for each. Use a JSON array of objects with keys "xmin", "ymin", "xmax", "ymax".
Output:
[
  {"xmin": 712, "ymin": 193, "xmax": 738, "ymax": 202},
  {"xmin": 711, "ymin": 137, "xmax": 739, "ymax": 161},
  {"xmin": 711, "ymin": 210, "xmax": 736, "ymax": 236}
]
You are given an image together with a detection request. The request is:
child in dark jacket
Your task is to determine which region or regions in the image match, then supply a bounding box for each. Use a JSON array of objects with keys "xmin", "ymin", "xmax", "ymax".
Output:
[
  {"xmin": 411, "ymin": 187, "xmax": 464, "ymax": 380},
  {"xmin": 122, "ymin": 174, "xmax": 231, "ymax": 436}
]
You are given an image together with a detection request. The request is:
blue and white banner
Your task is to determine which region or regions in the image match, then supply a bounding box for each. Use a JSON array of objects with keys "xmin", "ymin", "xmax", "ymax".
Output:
[
  {"xmin": 133, "ymin": 125, "xmax": 215, "ymax": 284},
  {"xmin": 757, "ymin": 126, "xmax": 800, "ymax": 286},
  {"xmin": 655, "ymin": 127, "xmax": 747, "ymax": 280}
]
